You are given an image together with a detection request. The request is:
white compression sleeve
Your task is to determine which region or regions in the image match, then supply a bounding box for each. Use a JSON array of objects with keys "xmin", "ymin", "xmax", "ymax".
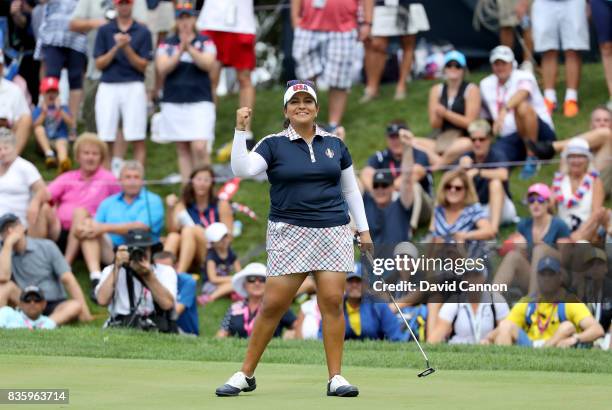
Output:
[
  {"xmin": 231, "ymin": 129, "xmax": 268, "ymax": 177},
  {"xmin": 341, "ymin": 165, "xmax": 369, "ymax": 233}
]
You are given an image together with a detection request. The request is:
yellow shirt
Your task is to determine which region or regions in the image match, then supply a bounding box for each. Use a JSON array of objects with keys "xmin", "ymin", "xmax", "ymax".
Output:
[
  {"xmin": 345, "ymin": 302, "xmax": 361, "ymax": 336},
  {"xmin": 507, "ymin": 301, "xmax": 592, "ymax": 341}
]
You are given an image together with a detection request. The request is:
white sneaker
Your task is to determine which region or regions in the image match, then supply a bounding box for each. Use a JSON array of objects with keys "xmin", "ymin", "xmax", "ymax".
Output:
[
  {"xmin": 327, "ymin": 375, "xmax": 359, "ymax": 397},
  {"xmin": 519, "ymin": 60, "xmax": 534, "ymax": 73},
  {"xmin": 215, "ymin": 371, "xmax": 256, "ymax": 397}
]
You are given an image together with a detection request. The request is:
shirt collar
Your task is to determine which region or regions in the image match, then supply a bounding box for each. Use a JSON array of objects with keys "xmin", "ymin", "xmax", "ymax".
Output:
[
  {"xmin": 119, "ymin": 187, "xmax": 145, "ymax": 202},
  {"xmin": 24, "ymin": 239, "xmax": 36, "ymax": 253},
  {"xmin": 78, "ymin": 166, "xmax": 103, "ymax": 180},
  {"xmin": 283, "ymin": 124, "xmax": 334, "ymax": 142}
]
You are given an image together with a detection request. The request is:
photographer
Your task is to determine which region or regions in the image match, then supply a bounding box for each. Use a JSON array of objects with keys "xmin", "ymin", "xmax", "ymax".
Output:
[{"xmin": 95, "ymin": 230, "xmax": 177, "ymax": 332}]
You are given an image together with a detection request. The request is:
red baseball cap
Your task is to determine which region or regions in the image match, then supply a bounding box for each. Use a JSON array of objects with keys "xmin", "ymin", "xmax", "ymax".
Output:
[
  {"xmin": 113, "ymin": 0, "xmax": 133, "ymax": 4},
  {"xmin": 40, "ymin": 77, "xmax": 60, "ymax": 94}
]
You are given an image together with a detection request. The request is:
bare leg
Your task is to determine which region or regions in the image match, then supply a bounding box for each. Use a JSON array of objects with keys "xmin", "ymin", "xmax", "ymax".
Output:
[
  {"xmin": 564, "ymin": 50, "xmax": 582, "ymax": 92},
  {"xmin": 81, "ymin": 236, "xmax": 103, "ymax": 274},
  {"xmin": 176, "ymin": 142, "xmax": 194, "ymax": 183},
  {"xmin": 541, "ymin": 50, "xmax": 559, "ymax": 92},
  {"xmin": 132, "ymin": 140, "xmax": 146, "ymax": 167},
  {"xmin": 488, "ymin": 179, "xmax": 504, "ymax": 234},
  {"xmin": 68, "ymin": 89, "xmax": 83, "ymax": 130},
  {"xmin": 241, "ymin": 273, "xmax": 308, "ymax": 376},
  {"xmin": 396, "ymin": 35, "xmax": 416, "ymax": 97},
  {"xmin": 328, "ymin": 88, "xmax": 349, "ymax": 126},
  {"xmin": 514, "ymin": 100, "xmax": 539, "ymax": 142},
  {"xmin": 237, "ymin": 69, "xmax": 255, "ymax": 117},
  {"xmin": 494, "ymin": 320, "xmax": 520, "ymax": 345},
  {"xmin": 191, "ymin": 140, "xmax": 209, "ymax": 169},
  {"xmin": 500, "ymin": 27, "xmax": 514, "ymax": 48},
  {"xmin": 49, "ymin": 300, "xmax": 82, "ymax": 326},
  {"xmin": 163, "ymin": 232, "xmax": 181, "ymax": 257},
  {"xmin": 34, "ymin": 126, "xmax": 53, "ymax": 154},
  {"xmin": 176, "ymin": 226, "xmax": 207, "ymax": 273},
  {"xmin": 55, "ymin": 139, "xmax": 69, "ymax": 163},
  {"xmin": 0, "ymin": 281, "xmax": 21, "ymax": 307},
  {"xmin": 363, "ymin": 37, "xmax": 389, "ymax": 97},
  {"xmin": 13, "ymin": 115, "xmax": 32, "ymax": 155},
  {"xmin": 28, "ymin": 203, "xmax": 60, "ymax": 239},
  {"xmin": 65, "ymin": 208, "xmax": 90, "ymax": 265},
  {"xmin": 208, "ymin": 282, "xmax": 234, "ymax": 301},
  {"xmin": 296, "ymin": 275, "xmax": 317, "ymax": 295},
  {"xmin": 601, "ymin": 42, "xmax": 612, "ymax": 98},
  {"xmin": 522, "ymin": 28, "xmax": 534, "ymax": 63}
]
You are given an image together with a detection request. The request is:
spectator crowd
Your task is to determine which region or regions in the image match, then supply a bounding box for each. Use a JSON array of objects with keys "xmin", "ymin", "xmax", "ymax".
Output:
[{"xmin": 0, "ymin": 0, "xmax": 611, "ymax": 351}]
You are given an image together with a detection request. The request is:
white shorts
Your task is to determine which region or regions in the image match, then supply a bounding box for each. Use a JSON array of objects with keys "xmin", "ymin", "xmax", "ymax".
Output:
[
  {"xmin": 484, "ymin": 193, "xmax": 518, "ymax": 225},
  {"xmin": 532, "ymin": 0, "xmax": 590, "ymax": 52},
  {"xmin": 95, "ymin": 82, "xmax": 147, "ymax": 142},
  {"xmin": 157, "ymin": 101, "xmax": 215, "ymax": 143},
  {"xmin": 372, "ymin": 3, "xmax": 430, "ymax": 37}
]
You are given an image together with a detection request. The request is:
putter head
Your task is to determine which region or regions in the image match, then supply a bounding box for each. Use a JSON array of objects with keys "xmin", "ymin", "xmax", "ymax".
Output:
[{"xmin": 418, "ymin": 367, "xmax": 435, "ymax": 378}]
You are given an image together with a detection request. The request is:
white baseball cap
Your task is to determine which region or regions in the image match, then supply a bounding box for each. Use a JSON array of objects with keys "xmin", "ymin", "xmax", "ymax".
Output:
[
  {"xmin": 283, "ymin": 80, "xmax": 318, "ymax": 106},
  {"xmin": 205, "ymin": 222, "xmax": 228, "ymax": 243},
  {"xmin": 489, "ymin": 45, "xmax": 515, "ymax": 64}
]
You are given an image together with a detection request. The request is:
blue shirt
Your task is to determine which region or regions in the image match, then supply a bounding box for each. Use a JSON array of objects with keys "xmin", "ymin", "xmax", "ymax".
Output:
[
  {"xmin": 465, "ymin": 148, "xmax": 511, "ymax": 204},
  {"xmin": 0, "ymin": 307, "xmax": 56, "ymax": 329},
  {"xmin": 363, "ymin": 191, "xmax": 412, "ymax": 244},
  {"xmin": 517, "ymin": 216, "xmax": 571, "ymax": 248},
  {"xmin": 254, "ymin": 125, "xmax": 352, "ymax": 228},
  {"xmin": 93, "ymin": 20, "xmax": 152, "ymax": 83},
  {"xmin": 157, "ymin": 34, "xmax": 215, "ymax": 103},
  {"xmin": 32, "ymin": 105, "xmax": 70, "ymax": 140},
  {"xmin": 367, "ymin": 148, "xmax": 432, "ymax": 196},
  {"xmin": 95, "ymin": 188, "xmax": 164, "ymax": 246},
  {"xmin": 176, "ymin": 273, "xmax": 199, "ymax": 335},
  {"xmin": 343, "ymin": 298, "xmax": 407, "ymax": 342}
]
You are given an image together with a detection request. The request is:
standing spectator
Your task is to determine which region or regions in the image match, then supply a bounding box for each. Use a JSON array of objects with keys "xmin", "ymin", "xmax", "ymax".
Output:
[
  {"xmin": 217, "ymin": 263, "xmax": 296, "ymax": 339},
  {"xmin": 0, "ymin": 214, "xmax": 92, "ymax": 325},
  {"xmin": 0, "ymin": 285, "xmax": 57, "ymax": 329},
  {"xmin": 498, "ymin": 0, "xmax": 534, "ymax": 72},
  {"xmin": 412, "ymin": 51, "xmax": 481, "ymax": 168},
  {"xmin": 74, "ymin": 161, "xmax": 163, "ymax": 296},
  {"xmin": 294, "ymin": 295, "xmax": 321, "ymax": 340},
  {"xmin": 431, "ymin": 169, "xmax": 495, "ymax": 244},
  {"xmin": 291, "ymin": 0, "xmax": 374, "ymax": 129},
  {"xmin": 32, "ymin": 77, "xmax": 74, "ymax": 172},
  {"xmin": 362, "ymin": 0, "xmax": 429, "ymax": 102},
  {"xmin": 360, "ymin": 121, "xmax": 431, "ymax": 230},
  {"xmin": 0, "ymin": 128, "xmax": 56, "ymax": 239},
  {"xmin": 152, "ymin": 251, "xmax": 199, "ymax": 336},
  {"xmin": 164, "ymin": 166, "xmax": 233, "ymax": 274},
  {"xmin": 480, "ymin": 45, "xmax": 555, "ymax": 179},
  {"xmin": 590, "ymin": 0, "xmax": 612, "ymax": 110},
  {"xmin": 156, "ymin": 1, "xmax": 217, "ymax": 181},
  {"xmin": 362, "ymin": 128, "xmax": 415, "ymax": 244},
  {"xmin": 47, "ymin": 133, "xmax": 120, "ymax": 265},
  {"xmin": 0, "ymin": 51, "xmax": 32, "ymax": 155},
  {"xmin": 93, "ymin": 0, "xmax": 152, "ymax": 167},
  {"xmin": 457, "ymin": 120, "xmax": 517, "ymax": 234},
  {"xmin": 37, "ymin": 0, "xmax": 88, "ymax": 133},
  {"xmin": 517, "ymin": 0, "xmax": 588, "ymax": 117},
  {"xmin": 196, "ymin": 0, "xmax": 255, "ymax": 134}
]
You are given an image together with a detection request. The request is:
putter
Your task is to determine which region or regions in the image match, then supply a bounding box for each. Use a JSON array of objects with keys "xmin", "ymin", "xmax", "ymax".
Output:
[{"xmin": 362, "ymin": 247, "xmax": 435, "ymax": 378}]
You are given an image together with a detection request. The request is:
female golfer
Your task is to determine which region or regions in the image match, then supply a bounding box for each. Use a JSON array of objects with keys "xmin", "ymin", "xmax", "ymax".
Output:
[{"xmin": 215, "ymin": 80, "xmax": 372, "ymax": 397}]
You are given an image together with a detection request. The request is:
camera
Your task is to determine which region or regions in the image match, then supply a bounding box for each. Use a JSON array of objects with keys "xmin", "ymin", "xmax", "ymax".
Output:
[{"xmin": 127, "ymin": 245, "xmax": 147, "ymax": 263}]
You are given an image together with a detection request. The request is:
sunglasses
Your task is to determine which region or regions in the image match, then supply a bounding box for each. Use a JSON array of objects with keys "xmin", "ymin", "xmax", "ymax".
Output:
[
  {"xmin": 528, "ymin": 195, "xmax": 547, "ymax": 204},
  {"xmin": 23, "ymin": 296, "xmax": 43, "ymax": 304},
  {"xmin": 246, "ymin": 276, "xmax": 266, "ymax": 284},
  {"xmin": 445, "ymin": 184, "xmax": 464, "ymax": 192},
  {"xmin": 373, "ymin": 183, "xmax": 391, "ymax": 189},
  {"xmin": 445, "ymin": 62, "xmax": 463, "ymax": 69},
  {"xmin": 286, "ymin": 80, "xmax": 315, "ymax": 89}
]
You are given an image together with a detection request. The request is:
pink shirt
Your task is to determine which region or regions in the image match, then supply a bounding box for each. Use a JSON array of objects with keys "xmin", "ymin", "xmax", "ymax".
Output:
[
  {"xmin": 298, "ymin": 0, "xmax": 359, "ymax": 32},
  {"xmin": 48, "ymin": 167, "xmax": 121, "ymax": 230}
]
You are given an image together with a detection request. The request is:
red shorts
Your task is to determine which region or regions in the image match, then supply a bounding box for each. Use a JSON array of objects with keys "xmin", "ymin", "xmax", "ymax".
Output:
[{"xmin": 201, "ymin": 30, "xmax": 256, "ymax": 71}]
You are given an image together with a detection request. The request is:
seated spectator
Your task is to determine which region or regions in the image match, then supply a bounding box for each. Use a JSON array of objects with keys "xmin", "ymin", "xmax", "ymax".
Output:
[
  {"xmin": 427, "ymin": 270, "xmax": 510, "ymax": 344},
  {"xmin": 294, "ymin": 295, "xmax": 321, "ymax": 340},
  {"xmin": 94, "ymin": 0, "xmax": 152, "ymax": 170},
  {"xmin": 0, "ymin": 286, "xmax": 56, "ymax": 329},
  {"xmin": 0, "ymin": 51, "xmax": 32, "ymax": 155},
  {"xmin": 361, "ymin": 121, "xmax": 430, "ymax": 230},
  {"xmin": 155, "ymin": 2, "xmax": 217, "ymax": 181},
  {"xmin": 530, "ymin": 106, "xmax": 612, "ymax": 198},
  {"xmin": 344, "ymin": 264, "xmax": 406, "ymax": 342},
  {"xmin": 164, "ymin": 166, "xmax": 233, "ymax": 273},
  {"xmin": 198, "ymin": 222, "xmax": 241, "ymax": 305},
  {"xmin": 96, "ymin": 230, "xmax": 177, "ymax": 332},
  {"xmin": 480, "ymin": 46, "xmax": 555, "ymax": 179},
  {"xmin": 485, "ymin": 257, "xmax": 604, "ymax": 348},
  {"xmin": 413, "ymin": 50, "xmax": 481, "ymax": 167},
  {"xmin": 152, "ymin": 251, "xmax": 199, "ymax": 336},
  {"xmin": 457, "ymin": 120, "xmax": 517, "ymax": 233},
  {"xmin": 362, "ymin": 129, "xmax": 415, "ymax": 244},
  {"xmin": 0, "ymin": 214, "xmax": 92, "ymax": 325},
  {"xmin": 217, "ymin": 263, "xmax": 296, "ymax": 339},
  {"xmin": 47, "ymin": 133, "xmax": 120, "ymax": 265},
  {"xmin": 494, "ymin": 183, "xmax": 571, "ymax": 294},
  {"xmin": 75, "ymin": 161, "xmax": 164, "ymax": 297},
  {"xmin": 33, "ymin": 77, "xmax": 74, "ymax": 172},
  {"xmin": 551, "ymin": 138, "xmax": 608, "ymax": 242},
  {"xmin": 0, "ymin": 127, "xmax": 55, "ymax": 239},
  {"xmin": 430, "ymin": 169, "xmax": 495, "ymax": 244}
]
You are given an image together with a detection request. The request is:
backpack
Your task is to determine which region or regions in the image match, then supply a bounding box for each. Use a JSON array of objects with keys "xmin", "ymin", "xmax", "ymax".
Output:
[{"xmin": 524, "ymin": 302, "xmax": 567, "ymax": 328}]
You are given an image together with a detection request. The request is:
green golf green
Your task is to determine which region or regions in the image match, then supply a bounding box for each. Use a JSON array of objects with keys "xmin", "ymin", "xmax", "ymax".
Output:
[{"xmin": 3, "ymin": 354, "xmax": 611, "ymax": 410}]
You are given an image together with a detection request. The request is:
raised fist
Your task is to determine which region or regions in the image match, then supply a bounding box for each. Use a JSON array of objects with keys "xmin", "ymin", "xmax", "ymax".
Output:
[{"xmin": 236, "ymin": 107, "xmax": 252, "ymax": 131}]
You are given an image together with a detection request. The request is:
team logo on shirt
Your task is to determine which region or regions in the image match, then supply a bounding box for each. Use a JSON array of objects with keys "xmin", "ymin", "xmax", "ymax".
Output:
[{"xmin": 325, "ymin": 148, "xmax": 334, "ymax": 158}]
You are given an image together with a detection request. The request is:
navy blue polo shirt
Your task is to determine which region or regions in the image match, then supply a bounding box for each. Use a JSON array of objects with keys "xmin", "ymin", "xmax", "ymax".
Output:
[
  {"xmin": 157, "ymin": 34, "xmax": 215, "ymax": 103},
  {"xmin": 363, "ymin": 192, "xmax": 412, "ymax": 244},
  {"xmin": 466, "ymin": 148, "xmax": 511, "ymax": 204},
  {"xmin": 254, "ymin": 126, "xmax": 352, "ymax": 228},
  {"xmin": 367, "ymin": 148, "xmax": 432, "ymax": 196},
  {"xmin": 93, "ymin": 20, "xmax": 152, "ymax": 83}
]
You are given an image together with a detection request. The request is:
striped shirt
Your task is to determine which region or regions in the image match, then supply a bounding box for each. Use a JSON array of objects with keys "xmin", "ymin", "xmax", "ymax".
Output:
[
  {"xmin": 433, "ymin": 203, "xmax": 487, "ymax": 240},
  {"xmin": 38, "ymin": 0, "xmax": 87, "ymax": 53}
]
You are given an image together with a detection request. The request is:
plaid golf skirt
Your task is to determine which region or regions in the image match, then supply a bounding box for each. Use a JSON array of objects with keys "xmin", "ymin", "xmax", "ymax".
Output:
[{"xmin": 266, "ymin": 221, "xmax": 355, "ymax": 276}]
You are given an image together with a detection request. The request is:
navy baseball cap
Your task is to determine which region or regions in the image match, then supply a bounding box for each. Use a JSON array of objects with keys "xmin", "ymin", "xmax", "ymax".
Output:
[
  {"xmin": 537, "ymin": 257, "xmax": 561, "ymax": 274},
  {"xmin": 0, "ymin": 213, "xmax": 19, "ymax": 232},
  {"xmin": 373, "ymin": 170, "xmax": 393, "ymax": 186},
  {"xmin": 347, "ymin": 263, "xmax": 363, "ymax": 280},
  {"xmin": 386, "ymin": 122, "xmax": 408, "ymax": 136},
  {"xmin": 20, "ymin": 285, "xmax": 45, "ymax": 301},
  {"xmin": 175, "ymin": 1, "xmax": 196, "ymax": 17}
]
